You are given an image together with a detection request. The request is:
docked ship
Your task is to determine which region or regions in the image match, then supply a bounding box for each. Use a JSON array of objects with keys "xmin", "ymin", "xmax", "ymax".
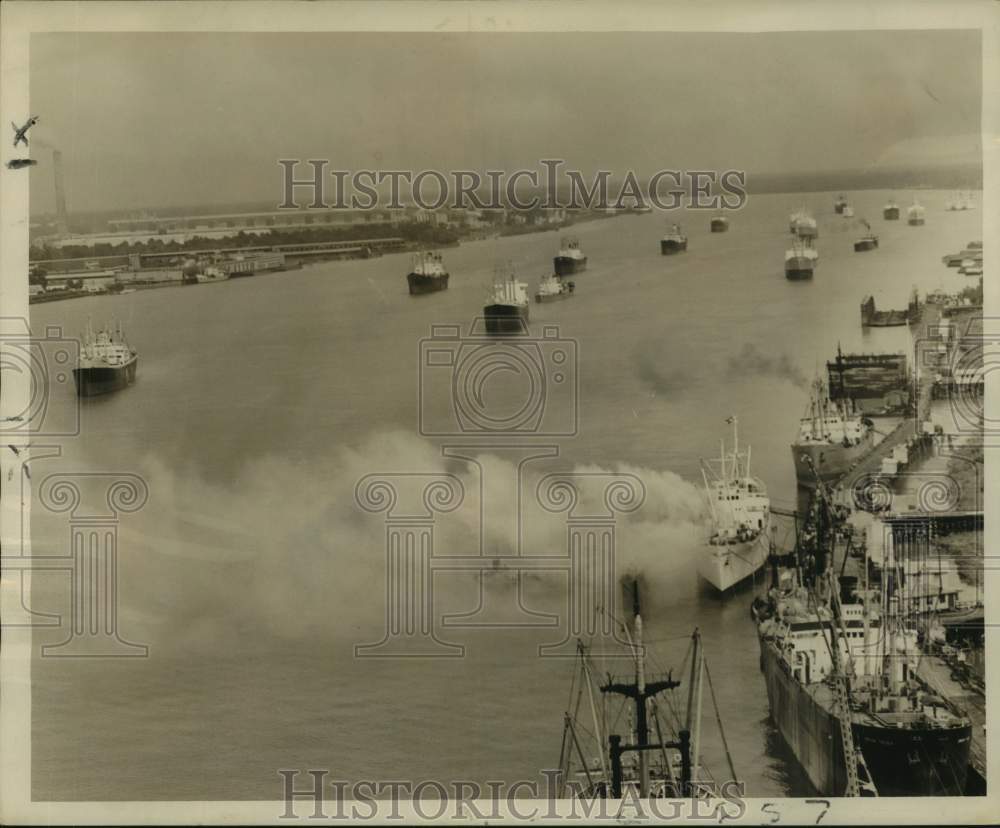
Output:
[
  {"xmin": 406, "ymin": 251, "xmax": 449, "ymax": 295},
  {"xmin": 791, "ymin": 379, "xmax": 873, "ymax": 489},
  {"xmin": 660, "ymin": 223, "xmax": 688, "ymax": 254},
  {"xmin": 553, "ymin": 238, "xmax": 587, "ymax": 276},
  {"xmin": 73, "ymin": 320, "xmax": 138, "ymax": 397},
  {"xmin": 853, "ymin": 221, "xmax": 878, "ymax": 252},
  {"xmin": 699, "ymin": 416, "xmax": 771, "ymax": 592},
  {"xmin": 785, "ymin": 239, "xmax": 818, "ymax": 280},
  {"xmin": 907, "ymin": 201, "xmax": 925, "ymax": 226},
  {"xmin": 484, "ymin": 270, "xmax": 529, "ymax": 335},
  {"xmin": 752, "ymin": 484, "xmax": 972, "ymax": 796},
  {"xmin": 791, "ymin": 210, "xmax": 819, "ymax": 239},
  {"xmin": 834, "ymin": 194, "xmax": 848, "ymax": 214},
  {"xmin": 882, "ymin": 199, "xmax": 900, "ymax": 220},
  {"xmin": 534, "ymin": 273, "xmax": 574, "ymax": 303},
  {"xmin": 555, "ymin": 582, "xmax": 740, "ymax": 799},
  {"xmin": 710, "ymin": 215, "xmax": 729, "ymax": 233}
]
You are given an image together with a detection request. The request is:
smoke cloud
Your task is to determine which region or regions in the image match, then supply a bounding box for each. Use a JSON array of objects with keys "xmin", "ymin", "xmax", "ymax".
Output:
[{"xmin": 726, "ymin": 343, "xmax": 808, "ymax": 388}]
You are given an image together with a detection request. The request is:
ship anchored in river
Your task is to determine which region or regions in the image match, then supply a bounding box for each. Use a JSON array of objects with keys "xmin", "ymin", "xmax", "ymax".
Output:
[
  {"xmin": 483, "ymin": 265, "xmax": 530, "ymax": 335},
  {"xmin": 553, "ymin": 237, "xmax": 587, "ymax": 276},
  {"xmin": 752, "ymin": 466, "xmax": 972, "ymax": 796},
  {"xmin": 660, "ymin": 223, "xmax": 688, "ymax": 254},
  {"xmin": 699, "ymin": 416, "xmax": 771, "ymax": 592},
  {"xmin": 73, "ymin": 319, "xmax": 138, "ymax": 397},
  {"xmin": 882, "ymin": 199, "xmax": 900, "ymax": 220},
  {"xmin": 534, "ymin": 273, "xmax": 574, "ymax": 303},
  {"xmin": 785, "ymin": 238, "xmax": 818, "ymax": 280},
  {"xmin": 406, "ymin": 251, "xmax": 449, "ymax": 295}
]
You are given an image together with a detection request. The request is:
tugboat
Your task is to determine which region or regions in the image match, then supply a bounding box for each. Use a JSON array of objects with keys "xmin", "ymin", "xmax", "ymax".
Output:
[
  {"xmin": 73, "ymin": 320, "xmax": 138, "ymax": 397},
  {"xmin": 553, "ymin": 238, "xmax": 587, "ymax": 276},
  {"xmin": 834, "ymin": 194, "xmax": 848, "ymax": 214},
  {"xmin": 555, "ymin": 581, "xmax": 740, "ymax": 799},
  {"xmin": 406, "ymin": 251, "xmax": 449, "ymax": 295},
  {"xmin": 791, "ymin": 210, "xmax": 819, "ymax": 239},
  {"xmin": 790, "ymin": 378, "xmax": 873, "ymax": 489},
  {"xmin": 534, "ymin": 273, "xmax": 574, "ymax": 303},
  {"xmin": 710, "ymin": 215, "xmax": 729, "ymax": 233},
  {"xmin": 785, "ymin": 238, "xmax": 818, "ymax": 280},
  {"xmin": 907, "ymin": 200, "xmax": 926, "ymax": 226},
  {"xmin": 484, "ymin": 267, "xmax": 530, "ymax": 334},
  {"xmin": 698, "ymin": 416, "xmax": 770, "ymax": 592},
  {"xmin": 853, "ymin": 220, "xmax": 879, "ymax": 252},
  {"xmin": 660, "ymin": 223, "xmax": 688, "ymax": 254},
  {"xmin": 882, "ymin": 199, "xmax": 900, "ymax": 220},
  {"xmin": 752, "ymin": 475, "xmax": 972, "ymax": 796}
]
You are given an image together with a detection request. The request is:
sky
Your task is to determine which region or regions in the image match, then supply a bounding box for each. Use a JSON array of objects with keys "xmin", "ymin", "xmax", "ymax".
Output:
[{"xmin": 28, "ymin": 29, "xmax": 982, "ymax": 215}]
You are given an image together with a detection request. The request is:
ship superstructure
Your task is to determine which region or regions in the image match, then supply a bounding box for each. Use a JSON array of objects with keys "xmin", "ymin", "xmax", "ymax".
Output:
[
  {"xmin": 791, "ymin": 378, "xmax": 873, "ymax": 489},
  {"xmin": 73, "ymin": 319, "xmax": 138, "ymax": 397}
]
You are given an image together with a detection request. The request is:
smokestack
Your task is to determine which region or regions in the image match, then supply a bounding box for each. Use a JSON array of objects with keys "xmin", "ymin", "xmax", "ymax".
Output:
[{"xmin": 52, "ymin": 149, "xmax": 68, "ymax": 235}]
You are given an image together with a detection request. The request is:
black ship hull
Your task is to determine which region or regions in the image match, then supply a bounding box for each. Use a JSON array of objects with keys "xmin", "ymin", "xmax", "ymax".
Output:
[
  {"xmin": 853, "ymin": 239, "xmax": 878, "ymax": 252},
  {"xmin": 553, "ymin": 256, "xmax": 587, "ymax": 276},
  {"xmin": 710, "ymin": 220, "xmax": 729, "ymax": 233},
  {"xmin": 908, "ymin": 219, "xmax": 925, "ymax": 226},
  {"xmin": 407, "ymin": 272, "xmax": 449, "ymax": 295},
  {"xmin": 883, "ymin": 208, "xmax": 900, "ymax": 220},
  {"xmin": 758, "ymin": 635, "xmax": 971, "ymax": 796},
  {"xmin": 785, "ymin": 267, "xmax": 814, "ymax": 281},
  {"xmin": 660, "ymin": 239, "xmax": 688, "ymax": 254},
  {"xmin": 483, "ymin": 303, "xmax": 529, "ymax": 335},
  {"xmin": 834, "ymin": 204, "xmax": 846, "ymax": 215},
  {"xmin": 73, "ymin": 359, "xmax": 138, "ymax": 397}
]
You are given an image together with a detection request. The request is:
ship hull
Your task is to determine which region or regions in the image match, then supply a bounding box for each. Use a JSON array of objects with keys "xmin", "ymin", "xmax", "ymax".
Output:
[
  {"xmin": 794, "ymin": 227, "xmax": 819, "ymax": 240},
  {"xmin": 660, "ymin": 239, "xmax": 688, "ymax": 254},
  {"xmin": 758, "ymin": 638, "xmax": 971, "ymax": 796},
  {"xmin": 73, "ymin": 358, "xmax": 138, "ymax": 397},
  {"xmin": 883, "ymin": 208, "xmax": 900, "ymax": 220},
  {"xmin": 553, "ymin": 256, "xmax": 587, "ymax": 276},
  {"xmin": 710, "ymin": 220, "xmax": 729, "ymax": 233},
  {"xmin": 785, "ymin": 261, "xmax": 815, "ymax": 280},
  {"xmin": 853, "ymin": 239, "xmax": 878, "ymax": 252},
  {"xmin": 407, "ymin": 272, "xmax": 449, "ymax": 295},
  {"xmin": 908, "ymin": 218, "xmax": 925, "ymax": 226},
  {"xmin": 535, "ymin": 289, "xmax": 573, "ymax": 303},
  {"xmin": 698, "ymin": 534, "xmax": 768, "ymax": 592},
  {"xmin": 484, "ymin": 303, "xmax": 529, "ymax": 335},
  {"xmin": 791, "ymin": 434, "xmax": 873, "ymax": 489}
]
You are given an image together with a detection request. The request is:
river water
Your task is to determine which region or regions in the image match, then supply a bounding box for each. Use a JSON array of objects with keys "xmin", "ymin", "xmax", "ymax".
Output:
[{"xmin": 28, "ymin": 190, "xmax": 980, "ymax": 800}]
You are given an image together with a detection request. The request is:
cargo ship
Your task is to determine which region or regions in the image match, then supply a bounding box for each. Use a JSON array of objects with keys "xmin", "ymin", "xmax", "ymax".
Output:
[
  {"xmin": 534, "ymin": 273, "xmax": 574, "ymax": 303},
  {"xmin": 752, "ymin": 483, "xmax": 972, "ymax": 796},
  {"xmin": 853, "ymin": 221, "xmax": 878, "ymax": 252},
  {"xmin": 553, "ymin": 238, "xmax": 587, "ymax": 276},
  {"xmin": 785, "ymin": 239, "xmax": 818, "ymax": 280},
  {"xmin": 791, "ymin": 379, "xmax": 874, "ymax": 489},
  {"xmin": 73, "ymin": 320, "xmax": 138, "ymax": 397},
  {"xmin": 834, "ymin": 194, "xmax": 848, "ymax": 214},
  {"xmin": 907, "ymin": 201, "xmax": 925, "ymax": 226},
  {"xmin": 699, "ymin": 416, "xmax": 770, "ymax": 591},
  {"xmin": 882, "ymin": 200, "xmax": 900, "ymax": 220},
  {"xmin": 406, "ymin": 251, "xmax": 449, "ymax": 295},
  {"xmin": 710, "ymin": 215, "xmax": 729, "ymax": 233},
  {"xmin": 660, "ymin": 224, "xmax": 688, "ymax": 254},
  {"xmin": 555, "ymin": 581, "xmax": 740, "ymax": 799},
  {"xmin": 484, "ymin": 270, "xmax": 529, "ymax": 335}
]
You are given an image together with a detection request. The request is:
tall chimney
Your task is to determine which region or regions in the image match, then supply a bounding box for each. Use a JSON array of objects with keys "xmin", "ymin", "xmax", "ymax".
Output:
[{"xmin": 52, "ymin": 149, "xmax": 68, "ymax": 235}]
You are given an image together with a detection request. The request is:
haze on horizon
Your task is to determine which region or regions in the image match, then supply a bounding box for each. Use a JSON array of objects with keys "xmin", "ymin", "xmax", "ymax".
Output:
[{"xmin": 28, "ymin": 29, "xmax": 982, "ymax": 216}]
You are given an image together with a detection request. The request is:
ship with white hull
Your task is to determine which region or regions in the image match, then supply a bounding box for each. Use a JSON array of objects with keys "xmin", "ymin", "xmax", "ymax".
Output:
[
  {"xmin": 553, "ymin": 238, "xmax": 587, "ymax": 276},
  {"xmin": 699, "ymin": 417, "xmax": 770, "ymax": 592},
  {"xmin": 534, "ymin": 273, "xmax": 574, "ymax": 303},
  {"xmin": 907, "ymin": 201, "xmax": 925, "ymax": 226},
  {"xmin": 791, "ymin": 380, "xmax": 873, "ymax": 489},
  {"xmin": 73, "ymin": 320, "xmax": 138, "ymax": 397}
]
